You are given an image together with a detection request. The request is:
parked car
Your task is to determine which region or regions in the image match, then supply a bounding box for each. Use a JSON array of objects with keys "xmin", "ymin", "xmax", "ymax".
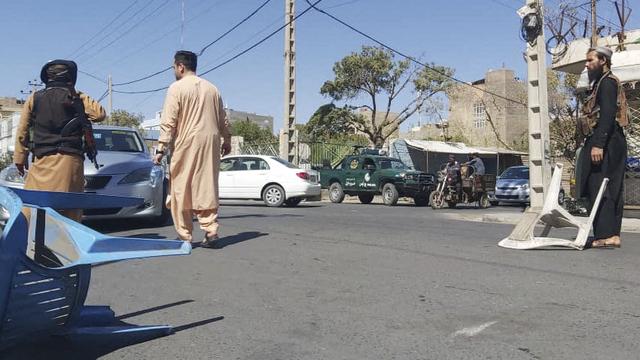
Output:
[
  {"xmin": 0, "ymin": 125, "xmax": 169, "ymax": 224},
  {"xmin": 319, "ymin": 149, "xmax": 436, "ymax": 206},
  {"xmin": 219, "ymin": 155, "xmax": 321, "ymax": 207},
  {"xmin": 491, "ymin": 165, "xmax": 565, "ymax": 206}
]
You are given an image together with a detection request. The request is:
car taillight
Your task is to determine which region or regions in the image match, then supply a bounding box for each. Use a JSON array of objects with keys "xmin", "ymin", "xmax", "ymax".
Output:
[{"xmin": 296, "ymin": 172, "xmax": 309, "ymax": 180}]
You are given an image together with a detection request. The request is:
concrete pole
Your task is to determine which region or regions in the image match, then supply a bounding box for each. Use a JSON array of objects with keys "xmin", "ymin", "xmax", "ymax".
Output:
[
  {"xmin": 108, "ymin": 74, "xmax": 113, "ymax": 123},
  {"xmin": 591, "ymin": 0, "xmax": 597, "ymax": 47},
  {"xmin": 282, "ymin": 0, "xmax": 298, "ymax": 164},
  {"xmin": 525, "ymin": 0, "xmax": 551, "ymax": 209}
]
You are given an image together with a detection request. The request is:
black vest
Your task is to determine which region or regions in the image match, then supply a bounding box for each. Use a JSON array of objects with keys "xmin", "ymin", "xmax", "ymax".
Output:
[{"xmin": 31, "ymin": 87, "xmax": 84, "ymax": 157}]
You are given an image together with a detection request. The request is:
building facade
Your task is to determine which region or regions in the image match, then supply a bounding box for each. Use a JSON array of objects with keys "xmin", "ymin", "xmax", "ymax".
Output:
[
  {"xmin": 0, "ymin": 97, "xmax": 25, "ymax": 154},
  {"xmin": 446, "ymin": 69, "xmax": 528, "ymax": 150}
]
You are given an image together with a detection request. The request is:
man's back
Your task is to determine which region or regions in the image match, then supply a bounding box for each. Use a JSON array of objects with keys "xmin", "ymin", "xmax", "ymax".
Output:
[{"xmin": 162, "ymin": 75, "xmax": 226, "ymax": 149}]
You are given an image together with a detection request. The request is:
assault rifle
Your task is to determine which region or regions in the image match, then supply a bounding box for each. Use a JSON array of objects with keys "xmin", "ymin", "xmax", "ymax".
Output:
[{"xmin": 61, "ymin": 92, "xmax": 99, "ymax": 169}]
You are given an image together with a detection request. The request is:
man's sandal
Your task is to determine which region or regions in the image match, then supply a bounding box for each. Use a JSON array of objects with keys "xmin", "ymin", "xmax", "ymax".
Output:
[{"xmin": 200, "ymin": 234, "xmax": 219, "ymax": 249}]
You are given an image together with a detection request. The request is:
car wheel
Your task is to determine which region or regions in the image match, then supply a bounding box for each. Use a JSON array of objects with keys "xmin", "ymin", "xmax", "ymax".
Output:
[
  {"xmin": 329, "ymin": 182, "xmax": 345, "ymax": 203},
  {"xmin": 414, "ymin": 193, "xmax": 428, "ymax": 207},
  {"xmin": 478, "ymin": 193, "xmax": 490, "ymax": 209},
  {"xmin": 430, "ymin": 190, "xmax": 444, "ymax": 209},
  {"xmin": 558, "ymin": 189, "xmax": 565, "ymax": 205},
  {"xmin": 382, "ymin": 183, "xmax": 399, "ymax": 206},
  {"xmin": 263, "ymin": 184, "xmax": 285, "ymax": 207},
  {"xmin": 358, "ymin": 193, "xmax": 374, "ymax": 204},
  {"xmin": 284, "ymin": 198, "xmax": 302, "ymax": 207}
]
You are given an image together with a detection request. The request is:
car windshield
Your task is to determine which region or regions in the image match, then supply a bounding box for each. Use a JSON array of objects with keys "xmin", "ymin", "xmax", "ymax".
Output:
[
  {"xmin": 270, "ymin": 157, "xmax": 298, "ymax": 169},
  {"xmin": 93, "ymin": 129, "xmax": 144, "ymax": 152},
  {"xmin": 378, "ymin": 158, "xmax": 408, "ymax": 170},
  {"xmin": 500, "ymin": 167, "xmax": 529, "ymax": 179}
]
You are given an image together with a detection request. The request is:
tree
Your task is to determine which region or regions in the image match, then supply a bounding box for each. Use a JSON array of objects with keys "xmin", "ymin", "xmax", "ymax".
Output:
[
  {"xmin": 109, "ymin": 109, "xmax": 145, "ymax": 130},
  {"xmin": 547, "ymin": 70, "xmax": 580, "ymax": 167},
  {"xmin": 301, "ymin": 103, "xmax": 367, "ymax": 143},
  {"xmin": 231, "ymin": 118, "xmax": 276, "ymax": 143},
  {"xmin": 320, "ymin": 46, "xmax": 454, "ymax": 147}
]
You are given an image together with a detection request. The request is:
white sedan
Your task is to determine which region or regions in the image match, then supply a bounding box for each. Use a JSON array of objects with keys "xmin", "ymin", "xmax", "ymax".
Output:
[{"xmin": 219, "ymin": 155, "xmax": 321, "ymax": 207}]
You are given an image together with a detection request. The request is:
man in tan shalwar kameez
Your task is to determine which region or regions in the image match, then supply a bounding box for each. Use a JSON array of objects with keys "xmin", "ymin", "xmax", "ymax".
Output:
[
  {"xmin": 14, "ymin": 60, "xmax": 106, "ymax": 222},
  {"xmin": 154, "ymin": 51, "xmax": 231, "ymax": 246}
]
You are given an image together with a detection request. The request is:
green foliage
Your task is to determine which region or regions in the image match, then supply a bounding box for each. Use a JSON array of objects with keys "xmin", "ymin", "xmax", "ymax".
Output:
[
  {"xmin": 547, "ymin": 70, "xmax": 580, "ymax": 167},
  {"xmin": 108, "ymin": 109, "xmax": 145, "ymax": 129},
  {"xmin": 0, "ymin": 153, "xmax": 13, "ymax": 169},
  {"xmin": 231, "ymin": 118, "xmax": 276, "ymax": 143},
  {"xmin": 301, "ymin": 103, "xmax": 367, "ymax": 143},
  {"xmin": 320, "ymin": 45, "xmax": 454, "ymax": 147}
]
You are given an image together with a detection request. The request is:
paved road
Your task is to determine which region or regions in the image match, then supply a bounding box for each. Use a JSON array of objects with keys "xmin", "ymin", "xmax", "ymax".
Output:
[{"xmin": 5, "ymin": 200, "xmax": 640, "ymax": 359}]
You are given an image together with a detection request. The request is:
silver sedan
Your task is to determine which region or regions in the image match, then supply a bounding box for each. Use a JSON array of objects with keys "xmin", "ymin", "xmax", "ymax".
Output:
[{"xmin": 0, "ymin": 125, "xmax": 169, "ymax": 224}]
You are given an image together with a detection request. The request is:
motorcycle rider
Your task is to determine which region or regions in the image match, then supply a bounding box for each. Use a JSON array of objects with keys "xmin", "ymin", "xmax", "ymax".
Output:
[{"xmin": 445, "ymin": 154, "xmax": 463, "ymax": 201}]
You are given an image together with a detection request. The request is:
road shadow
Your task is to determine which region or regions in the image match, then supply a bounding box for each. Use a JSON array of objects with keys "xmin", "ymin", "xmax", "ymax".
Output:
[
  {"xmin": 220, "ymin": 213, "xmax": 303, "ymax": 220},
  {"xmin": 84, "ymin": 218, "xmax": 174, "ymax": 234},
  {"xmin": 2, "ymin": 300, "xmax": 223, "ymax": 360},
  {"xmin": 193, "ymin": 231, "xmax": 268, "ymax": 249}
]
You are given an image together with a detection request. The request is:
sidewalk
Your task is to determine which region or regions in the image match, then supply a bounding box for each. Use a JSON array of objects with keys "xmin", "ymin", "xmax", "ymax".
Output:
[{"xmin": 319, "ymin": 190, "xmax": 640, "ymax": 233}]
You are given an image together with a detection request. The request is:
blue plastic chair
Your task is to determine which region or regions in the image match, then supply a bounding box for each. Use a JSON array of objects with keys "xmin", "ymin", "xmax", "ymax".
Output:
[{"xmin": 0, "ymin": 187, "xmax": 191, "ymax": 350}]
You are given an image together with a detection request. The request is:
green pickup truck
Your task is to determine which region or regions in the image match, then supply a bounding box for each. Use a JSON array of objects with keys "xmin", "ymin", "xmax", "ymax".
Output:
[{"xmin": 319, "ymin": 153, "xmax": 436, "ymax": 206}]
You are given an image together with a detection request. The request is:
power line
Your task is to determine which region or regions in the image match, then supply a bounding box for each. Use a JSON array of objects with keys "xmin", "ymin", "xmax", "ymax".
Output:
[
  {"xmin": 305, "ymin": 0, "xmax": 527, "ymax": 106},
  {"xmin": 113, "ymin": 0, "xmax": 273, "ymax": 87},
  {"xmin": 79, "ymin": 0, "xmax": 172, "ymax": 63},
  {"xmin": 75, "ymin": 0, "xmax": 158, "ymax": 60},
  {"xmin": 79, "ymin": 70, "xmax": 108, "ymax": 84},
  {"xmin": 103, "ymin": 0, "xmax": 230, "ymax": 70},
  {"xmin": 198, "ymin": 0, "xmax": 325, "ymax": 77},
  {"xmin": 67, "ymin": 1, "xmax": 140, "ymax": 58},
  {"xmin": 97, "ymin": 89, "xmax": 110, "ymax": 103},
  {"xmin": 114, "ymin": 0, "xmax": 326, "ymax": 95},
  {"xmin": 198, "ymin": 0, "xmax": 273, "ymax": 56}
]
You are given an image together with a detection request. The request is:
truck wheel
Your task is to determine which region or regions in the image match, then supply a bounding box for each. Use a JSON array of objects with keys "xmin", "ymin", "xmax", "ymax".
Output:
[
  {"xmin": 414, "ymin": 193, "xmax": 428, "ymax": 207},
  {"xmin": 329, "ymin": 182, "xmax": 345, "ymax": 203},
  {"xmin": 358, "ymin": 194, "xmax": 374, "ymax": 204},
  {"xmin": 478, "ymin": 193, "xmax": 490, "ymax": 209},
  {"xmin": 430, "ymin": 191, "xmax": 444, "ymax": 209},
  {"xmin": 382, "ymin": 183, "xmax": 399, "ymax": 206},
  {"xmin": 263, "ymin": 184, "xmax": 285, "ymax": 207}
]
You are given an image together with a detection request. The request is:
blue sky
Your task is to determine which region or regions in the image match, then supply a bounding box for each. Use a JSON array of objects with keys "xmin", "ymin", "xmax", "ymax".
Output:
[{"xmin": 1, "ymin": 0, "xmax": 638, "ymax": 132}]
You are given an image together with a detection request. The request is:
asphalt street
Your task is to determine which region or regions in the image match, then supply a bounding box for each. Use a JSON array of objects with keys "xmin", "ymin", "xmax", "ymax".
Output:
[{"xmin": 5, "ymin": 199, "xmax": 640, "ymax": 359}]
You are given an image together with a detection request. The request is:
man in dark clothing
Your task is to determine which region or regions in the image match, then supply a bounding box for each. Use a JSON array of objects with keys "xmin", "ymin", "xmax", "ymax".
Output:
[
  {"xmin": 445, "ymin": 154, "xmax": 463, "ymax": 201},
  {"xmin": 578, "ymin": 46, "xmax": 627, "ymax": 248}
]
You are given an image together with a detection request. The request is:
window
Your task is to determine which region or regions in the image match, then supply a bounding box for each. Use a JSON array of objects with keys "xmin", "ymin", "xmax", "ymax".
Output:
[
  {"xmin": 244, "ymin": 158, "xmax": 269, "ymax": 170},
  {"xmin": 93, "ymin": 129, "xmax": 144, "ymax": 152},
  {"xmin": 473, "ymin": 102, "xmax": 486, "ymax": 128},
  {"xmin": 220, "ymin": 158, "xmax": 237, "ymax": 172}
]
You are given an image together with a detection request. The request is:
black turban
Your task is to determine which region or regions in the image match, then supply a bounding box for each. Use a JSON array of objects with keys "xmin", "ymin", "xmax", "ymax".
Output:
[{"xmin": 40, "ymin": 59, "xmax": 78, "ymax": 86}]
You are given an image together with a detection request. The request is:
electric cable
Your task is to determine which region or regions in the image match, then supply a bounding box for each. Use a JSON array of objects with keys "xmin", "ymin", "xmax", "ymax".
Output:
[
  {"xmin": 67, "ymin": 1, "xmax": 140, "ymax": 58},
  {"xmin": 74, "ymin": 0, "xmax": 159, "ymax": 60},
  {"xmin": 97, "ymin": 89, "xmax": 110, "ymax": 103},
  {"xmin": 305, "ymin": 0, "xmax": 527, "ymax": 107},
  {"xmin": 79, "ymin": 70, "xmax": 108, "ymax": 84},
  {"xmin": 113, "ymin": 0, "xmax": 273, "ymax": 87},
  {"xmin": 80, "ymin": 0, "xmax": 172, "ymax": 63},
  {"xmin": 114, "ymin": 0, "xmax": 326, "ymax": 94}
]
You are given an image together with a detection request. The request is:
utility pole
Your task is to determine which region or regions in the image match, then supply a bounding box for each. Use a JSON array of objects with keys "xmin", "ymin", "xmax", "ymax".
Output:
[
  {"xmin": 282, "ymin": 0, "xmax": 298, "ymax": 164},
  {"xmin": 20, "ymin": 79, "xmax": 43, "ymax": 97},
  {"xmin": 108, "ymin": 74, "xmax": 113, "ymax": 123},
  {"xmin": 591, "ymin": 0, "xmax": 597, "ymax": 47},
  {"xmin": 524, "ymin": 0, "xmax": 551, "ymax": 209}
]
